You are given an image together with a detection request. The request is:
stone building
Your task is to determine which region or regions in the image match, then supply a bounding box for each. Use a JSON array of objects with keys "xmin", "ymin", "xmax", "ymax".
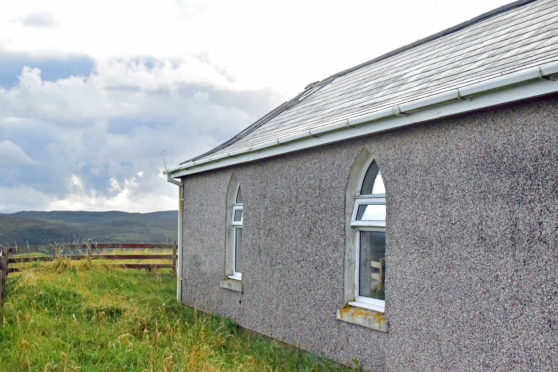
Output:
[{"xmin": 167, "ymin": 0, "xmax": 558, "ymax": 369}]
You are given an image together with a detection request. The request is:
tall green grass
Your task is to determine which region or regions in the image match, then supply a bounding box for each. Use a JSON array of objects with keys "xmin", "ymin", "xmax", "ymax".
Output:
[{"xmin": 0, "ymin": 259, "xmax": 351, "ymax": 371}]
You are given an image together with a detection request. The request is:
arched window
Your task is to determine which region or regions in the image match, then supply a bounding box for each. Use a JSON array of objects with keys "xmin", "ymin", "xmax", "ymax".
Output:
[
  {"xmin": 350, "ymin": 160, "xmax": 386, "ymax": 312},
  {"xmin": 230, "ymin": 186, "xmax": 243, "ymax": 280}
]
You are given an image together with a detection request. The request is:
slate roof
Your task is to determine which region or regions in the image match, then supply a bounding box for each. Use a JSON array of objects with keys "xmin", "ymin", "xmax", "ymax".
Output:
[{"xmin": 186, "ymin": 0, "xmax": 558, "ymax": 164}]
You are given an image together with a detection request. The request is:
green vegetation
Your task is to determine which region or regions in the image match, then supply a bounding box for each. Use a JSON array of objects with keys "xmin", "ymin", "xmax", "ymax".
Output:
[
  {"xmin": 0, "ymin": 214, "xmax": 74, "ymax": 245},
  {"xmin": 0, "ymin": 260, "xmax": 350, "ymax": 371},
  {"xmin": 0, "ymin": 211, "xmax": 177, "ymax": 245}
]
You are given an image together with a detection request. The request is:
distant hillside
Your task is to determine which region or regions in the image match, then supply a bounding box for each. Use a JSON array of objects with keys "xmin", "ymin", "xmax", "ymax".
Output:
[{"xmin": 0, "ymin": 210, "xmax": 177, "ymax": 245}]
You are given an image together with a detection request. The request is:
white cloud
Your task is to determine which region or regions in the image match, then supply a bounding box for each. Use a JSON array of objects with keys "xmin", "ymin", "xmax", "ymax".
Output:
[
  {"xmin": 95, "ymin": 57, "xmax": 235, "ymax": 91},
  {"xmin": 49, "ymin": 174, "xmax": 176, "ymax": 212},
  {"xmin": 109, "ymin": 177, "xmax": 121, "ymax": 193},
  {"xmin": 0, "ymin": 176, "xmax": 177, "ymax": 213},
  {"xmin": 0, "ymin": 61, "xmax": 281, "ymax": 212},
  {"xmin": 0, "ymin": 185, "xmax": 52, "ymax": 211},
  {"xmin": 0, "ymin": 59, "xmax": 278, "ymax": 125},
  {"xmin": 2, "ymin": 66, "xmax": 108, "ymax": 122},
  {"xmin": 69, "ymin": 174, "xmax": 83, "ymax": 191},
  {"xmin": 18, "ymin": 12, "xmax": 57, "ymax": 28},
  {"xmin": 0, "ymin": 0, "xmax": 516, "ymax": 212},
  {"xmin": 0, "ymin": 0, "xmax": 514, "ymax": 95},
  {"xmin": 0, "ymin": 140, "xmax": 35, "ymax": 165}
]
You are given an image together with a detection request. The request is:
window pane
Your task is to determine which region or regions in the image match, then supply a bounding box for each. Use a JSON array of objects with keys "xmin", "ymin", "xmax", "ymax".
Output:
[
  {"xmin": 234, "ymin": 227, "xmax": 242, "ymax": 273},
  {"xmin": 233, "ymin": 209, "xmax": 243, "ymax": 222},
  {"xmin": 372, "ymin": 171, "xmax": 385, "ymax": 195},
  {"xmin": 356, "ymin": 204, "xmax": 386, "ymax": 221},
  {"xmin": 236, "ymin": 186, "xmax": 242, "ymax": 203},
  {"xmin": 359, "ymin": 231, "xmax": 385, "ymax": 300},
  {"xmin": 360, "ymin": 161, "xmax": 379, "ymax": 195}
]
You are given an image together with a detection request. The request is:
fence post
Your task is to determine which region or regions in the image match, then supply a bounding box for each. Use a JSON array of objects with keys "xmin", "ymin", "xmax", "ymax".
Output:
[
  {"xmin": 1, "ymin": 245, "xmax": 8, "ymax": 301},
  {"xmin": 87, "ymin": 239, "xmax": 92, "ymax": 264},
  {"xmin": 0, "ymin": 247, "xmax": 4, "ymax": 306},
  {"xmin": 4, "ymin": 245, "xmax": 8, "ymax": 280},
  {"xmin": 172, "ymin": 241, "xmax": 177, "ymax": 274}
]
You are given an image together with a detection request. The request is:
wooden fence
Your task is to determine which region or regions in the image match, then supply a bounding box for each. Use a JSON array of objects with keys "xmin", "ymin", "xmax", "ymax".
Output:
[
  {"xmin": 0, "ymin": 241, "xmax": 177, "ymax": 307},
  {"xmin": 0, "ymin": 245, "xmax": 8, "ymax": 306}
]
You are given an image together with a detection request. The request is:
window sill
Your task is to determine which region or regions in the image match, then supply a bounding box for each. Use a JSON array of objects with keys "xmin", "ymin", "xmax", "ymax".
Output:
[
  {"xmin": 350, "ymin": 299, "xmax": 384, "ymax": 313},
  {"xmin": 228, "ymin": 272, "xmax": 242, "ymax": 280},
  {"xmin": 336, "ymin": 305, "xmax": 388, "ymax": 333},
  {"xmin": 220, "ymin": 278, "xmax": 243, "ymax": 293}
]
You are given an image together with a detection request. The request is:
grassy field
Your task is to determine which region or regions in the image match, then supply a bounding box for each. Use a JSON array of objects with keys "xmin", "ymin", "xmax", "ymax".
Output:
[{"xmin": 0, "ymin": 260, "xmax": 352, "ymax": 371}]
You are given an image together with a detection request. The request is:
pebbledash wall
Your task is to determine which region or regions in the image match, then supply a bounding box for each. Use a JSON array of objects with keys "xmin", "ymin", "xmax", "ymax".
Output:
[{"xmin": 179, "ymin": 94, "xmax": 557, "ymax": 371}]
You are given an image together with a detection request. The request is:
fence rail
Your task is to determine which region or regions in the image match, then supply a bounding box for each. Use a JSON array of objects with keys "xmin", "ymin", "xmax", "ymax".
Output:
[
  {"xmin": 7, "ymin": 243, "xmax": 174, "ymax": 254},
  {"xmin": 0, "ymin": 241, "xmax": 177, "ymax": 306}
]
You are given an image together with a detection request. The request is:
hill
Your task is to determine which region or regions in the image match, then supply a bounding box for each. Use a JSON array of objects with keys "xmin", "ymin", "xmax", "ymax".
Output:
[{"xmin": 0, "ymin": 210, "xmax": 177, "ymax": 245}]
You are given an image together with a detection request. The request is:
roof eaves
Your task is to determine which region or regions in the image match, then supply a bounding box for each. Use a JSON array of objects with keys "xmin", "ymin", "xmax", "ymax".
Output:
[
  {"xmin": 177, "ymin": 0, "xmax": 541, "ymax": 167},
  {"xmin": 185, "ymin": 100, "xmax": 292, "ymax": 163},
  {"xmin": 184, "ymin": 81, "xmax": 332, "ymax": 163},
  {"xmin": 168, "ymin": 62, "xmax": 558, "ymax": 178}
]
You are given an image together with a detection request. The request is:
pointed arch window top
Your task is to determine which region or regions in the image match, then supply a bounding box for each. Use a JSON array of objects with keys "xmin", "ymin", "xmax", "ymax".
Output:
[
  {"xmin": 232, "ymin": 186, "xmax": 243, "ymax": 225},
  {"xmin": 360, "ymin": 161, "xmax": 385, "ymax": 196},
  {"xmin": 235, "ymin": 186, "xmax": 242, "ymax": 204},
  {"xmin": 352, "ymin": 159, "xmax": 386, "ymax": 227},
  {"xmin": 372, "ymin": 172, "xmax": 385, "ymax": 195}
]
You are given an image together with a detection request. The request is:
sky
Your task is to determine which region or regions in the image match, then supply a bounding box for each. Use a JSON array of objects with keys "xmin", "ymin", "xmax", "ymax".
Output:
[{"xmin": 0, "ymin": 0, "xmax": 513, "ymax": 213}]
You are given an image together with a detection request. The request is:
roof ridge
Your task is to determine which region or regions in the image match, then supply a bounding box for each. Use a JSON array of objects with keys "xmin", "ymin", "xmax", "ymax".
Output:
[{"xmin": 314, "ymin": 0, "xmax": 538, "ymax": 86}]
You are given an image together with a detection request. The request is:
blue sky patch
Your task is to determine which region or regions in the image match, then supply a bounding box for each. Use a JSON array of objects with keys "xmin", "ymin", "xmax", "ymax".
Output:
[{"xmin": 0, "ymin": 51, "xmax": 95, "ymax": 87}]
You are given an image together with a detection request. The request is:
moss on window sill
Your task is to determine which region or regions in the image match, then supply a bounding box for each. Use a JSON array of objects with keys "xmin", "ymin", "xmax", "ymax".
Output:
[{"xmin": 336, "ymin": 305, "xmax": 388, "ymax": 332}]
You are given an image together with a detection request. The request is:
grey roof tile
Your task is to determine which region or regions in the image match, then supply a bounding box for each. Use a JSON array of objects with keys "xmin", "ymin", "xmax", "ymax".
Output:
[{"xmin": 187, "ymin": 0, "xmax": 558, "ymax": 163}]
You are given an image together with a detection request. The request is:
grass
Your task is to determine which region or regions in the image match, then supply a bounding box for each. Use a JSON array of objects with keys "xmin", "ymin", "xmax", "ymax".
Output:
[{"xmin": 0, "ymin": 259, "xmax": 352, "ymax": 371}]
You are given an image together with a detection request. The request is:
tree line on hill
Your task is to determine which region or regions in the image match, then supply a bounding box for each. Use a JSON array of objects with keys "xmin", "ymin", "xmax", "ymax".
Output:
[{"xmin": 0, "ymin": 210, "xmax": 177, "ymax": 246}]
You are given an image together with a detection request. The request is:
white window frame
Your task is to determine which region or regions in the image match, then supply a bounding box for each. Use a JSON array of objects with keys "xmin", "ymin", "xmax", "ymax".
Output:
[
  {"xmin": 350, "ymin": 196, "xmax": 386, "ymax": 227},
  {"xmin": 349, "ymin": 163, "xmax": 386, "ymax": 313},
  {"xmin": 349, "ymin": 226, "xmax": 385, "ymax": 312},
  {"xmin": 231, "ymin": 205, "xmax": 243, "ymax": 225},
  {"xmin": 229, "ymin": 199, "xmax": 243, "ymax": 280}
]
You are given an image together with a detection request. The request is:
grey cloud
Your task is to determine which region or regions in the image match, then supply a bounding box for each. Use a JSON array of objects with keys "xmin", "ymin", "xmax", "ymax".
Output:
[
  {"xmin": 18, "ymin": 12, "xmax": 58, "ymax": 28},
  {"xmin": 0, "ymin": 56, "xmax": 285, "ymax": 212},
  {"xmin": 174, "ymin": 85, "xmax": 280, "ymax": 119}
]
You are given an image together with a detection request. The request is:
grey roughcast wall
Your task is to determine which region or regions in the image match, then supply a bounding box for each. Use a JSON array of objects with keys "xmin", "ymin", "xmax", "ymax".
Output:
[{"xmin": 180, "ymin": 94, "xmax": 558, "ymax": 371}]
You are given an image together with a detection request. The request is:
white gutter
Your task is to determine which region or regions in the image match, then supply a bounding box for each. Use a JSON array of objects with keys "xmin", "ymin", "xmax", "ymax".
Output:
[
  {"xmin": 168, "ymin": 61, "xmax": 558, "ymax": 179},
  {"xmin": 166, "ymin": 173, "xmax": 184, "ymax": 302}
]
